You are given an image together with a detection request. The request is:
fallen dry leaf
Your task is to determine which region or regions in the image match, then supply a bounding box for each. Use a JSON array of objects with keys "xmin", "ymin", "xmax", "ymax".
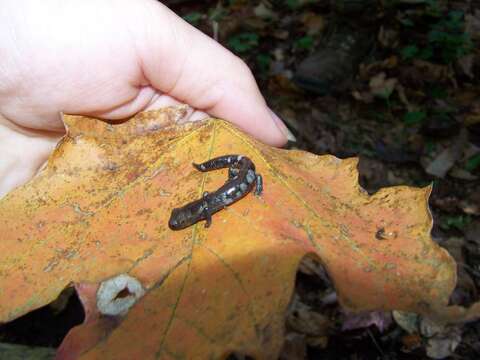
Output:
[
  {"xmin": 424, "ymin": 129, "xmax": 468, "ymax": 178},
  {"xmin": 279, "ymin": 333, "xmax": 307, "ymax": 360},
  {"xmin": 466, "ymin": 10, "xmax": 480, "ymax": 40},
  {"xmin": 412, "ymin": 60, "xmax": 452, "ymax": 84},
  {"xmin": 421, "ymin": 317, "xmax": 462, "ymax": 359},
  {"xmin": 341, "ymin": 310, "xmax": 392, "ymax": 332},
  {"xmin": 0, "ymin": 107, "xmax": 469, "ymax": 359},
  {"xmin": 369, "ymin": 72, "xmax": 398, "ymax": 99},
  {"xmin": 456, "ymin": 54, "xmax": 475, "ymax": 79},
  {"xmin": 300, "ymin": 12, "xmax": 326, "ymax": 35}
]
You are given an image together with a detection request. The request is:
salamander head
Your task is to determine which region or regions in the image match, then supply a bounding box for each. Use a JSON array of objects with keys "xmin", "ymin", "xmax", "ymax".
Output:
[{"xmin": 168, "ymin": 207, "xmax": 196, "ymax": 230}]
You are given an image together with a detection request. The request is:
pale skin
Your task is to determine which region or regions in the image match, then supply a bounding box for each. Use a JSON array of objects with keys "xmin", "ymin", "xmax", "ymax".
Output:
[{"xmin": 0, "ymin": 0, "xmax": 289, "ymax": 198}]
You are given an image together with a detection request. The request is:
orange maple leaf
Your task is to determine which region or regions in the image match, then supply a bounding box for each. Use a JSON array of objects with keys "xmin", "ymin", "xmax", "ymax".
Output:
[{"xmin": 0, "ymin": 107, "xmax": 467, "ymax": 359}]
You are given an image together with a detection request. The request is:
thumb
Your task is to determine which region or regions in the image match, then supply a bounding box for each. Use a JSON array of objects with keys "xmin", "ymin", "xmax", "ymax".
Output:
[{"xmin": 134, "ymin": 1, "xmax": 288, "ymax": 146}]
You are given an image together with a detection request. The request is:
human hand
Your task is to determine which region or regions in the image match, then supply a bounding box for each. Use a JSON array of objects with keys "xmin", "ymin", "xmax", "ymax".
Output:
[{"xmin": 0, "ymin": 0, "xmax": 289, "ymax": 198}]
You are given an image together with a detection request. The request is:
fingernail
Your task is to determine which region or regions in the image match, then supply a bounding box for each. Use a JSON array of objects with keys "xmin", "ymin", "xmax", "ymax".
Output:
[{"xmin": 269, "ymin": 108, "xmax": 296, "ymax": 142}]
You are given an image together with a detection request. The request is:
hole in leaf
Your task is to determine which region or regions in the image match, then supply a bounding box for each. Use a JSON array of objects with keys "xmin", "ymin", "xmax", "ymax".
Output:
[
  {"xmin": 281, "ymin": 255, "xmax": 337, "ymax": 356},
  {"xmin": 114, "ymin": 287, "xmax": 132, "ymax": 300},
  {"xmin": 295, "ymin": 255, "xmax": 333, "ymax": 304},
  {"xmin": 0, "ymin": 286, "xmax": 85, "ymax": 348}
]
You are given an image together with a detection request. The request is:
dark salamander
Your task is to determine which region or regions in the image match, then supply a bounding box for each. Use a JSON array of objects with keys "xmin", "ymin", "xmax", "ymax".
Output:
[{"xmin": 168, "ymin": 155, "xmax": 263, "ymax": 230}]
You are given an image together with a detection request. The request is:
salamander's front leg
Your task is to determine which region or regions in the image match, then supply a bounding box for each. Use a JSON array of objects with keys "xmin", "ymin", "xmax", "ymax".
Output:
[
  {"xmin": 254, "ymin": 174, "xmax": 263, "ymax": 196},
  {"xmin": 204, "ymin": 210, "xmax": 212, "ymax": 228},
  {"xmin": 201, "ymin": 191, "xmax": 213, "ymax": 228}
]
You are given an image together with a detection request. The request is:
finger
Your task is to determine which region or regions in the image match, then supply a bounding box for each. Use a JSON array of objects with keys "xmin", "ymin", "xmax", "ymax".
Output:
[
  {"xmin": 0, "ymin": 116, "xmax": 61, "ymax": 198},
  {"xmin": 135, "ymin": 1, "xmax": 288, "ymax": 146}
]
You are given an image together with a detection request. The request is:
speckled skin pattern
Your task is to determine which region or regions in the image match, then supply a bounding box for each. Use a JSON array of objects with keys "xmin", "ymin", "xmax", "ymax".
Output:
[{"xmin": 168, "ymin": 155, "xmax": 263, "ymax": 230}]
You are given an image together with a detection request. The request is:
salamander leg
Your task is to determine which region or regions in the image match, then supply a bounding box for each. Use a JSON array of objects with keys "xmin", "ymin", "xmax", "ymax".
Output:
[
  {"xmin": 254, "ymin": 174, "xmax": 263, "ymax": 195},
  {"xmin": 204, "ymin": 210, "xmax": 212, "ymax": 228},
  {"xmin": 201, "ymin": 191, "xmax": 212, "ymax": 228}
]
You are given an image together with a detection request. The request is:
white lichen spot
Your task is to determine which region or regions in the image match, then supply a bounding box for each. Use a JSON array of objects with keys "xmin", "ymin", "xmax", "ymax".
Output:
[
  {"xmin": 239, "ymin": 183, "xmax": 248, "ymax": 192},
  {"xmin": 96, "ymin": 274, "xmax": 145, "ymax": 316}
]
